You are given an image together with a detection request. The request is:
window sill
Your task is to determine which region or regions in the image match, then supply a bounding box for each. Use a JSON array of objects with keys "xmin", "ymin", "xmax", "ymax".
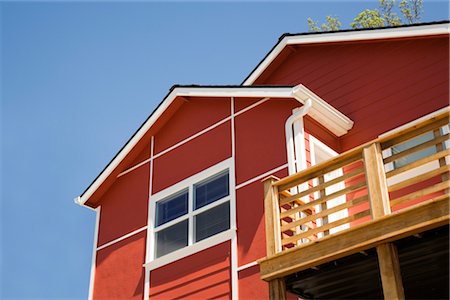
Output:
[{"xmin": 143, "ymin": 228, "xmax": 236, "ymax": 271}]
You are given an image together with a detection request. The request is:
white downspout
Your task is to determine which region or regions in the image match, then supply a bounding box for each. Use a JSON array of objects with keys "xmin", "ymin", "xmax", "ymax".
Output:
[
  {"xmin": 285, "ymin": 97, "xmax": 312, "ymax": 245},
  {"xmin": 285, "ymin": 98, "xmax": 312, "ymax": 176}
]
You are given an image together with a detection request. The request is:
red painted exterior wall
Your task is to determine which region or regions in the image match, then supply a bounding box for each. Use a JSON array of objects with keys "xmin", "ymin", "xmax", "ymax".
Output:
[
  {"xmin": 88, "ymin": 32, "xmax": 448, "ymax": 299},
  {"xmin": 150, "ymin": 242, "xmax": 232, "ymax": 299},
  {"xmin": 254, "ymin": 35, "xmax": 449, "ymax": 150}
]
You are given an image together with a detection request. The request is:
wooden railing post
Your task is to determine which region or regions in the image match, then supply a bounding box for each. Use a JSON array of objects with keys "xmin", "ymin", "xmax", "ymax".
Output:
[
  {"xmin": 363, "ymin": 142, "xmax": 405, "ymax": 300},
  {"xmin": 263, "ymin": 176, "xmax": 287, "ymax": 300},
  {"xmin": 263, "ymin": 176, "xmax": 282, "ymax": 256},
  {"xmin": 363, "ymin": 142, "xmax": 391, "ymax": 218}
]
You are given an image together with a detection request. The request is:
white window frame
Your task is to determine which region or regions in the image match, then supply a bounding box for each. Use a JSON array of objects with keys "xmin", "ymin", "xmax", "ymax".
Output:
[{"xmin": 145, "ymin": 158, "xmax": 236, "ymax": 271}]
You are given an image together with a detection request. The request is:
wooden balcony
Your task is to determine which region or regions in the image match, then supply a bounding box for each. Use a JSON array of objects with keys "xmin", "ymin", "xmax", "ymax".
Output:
[{"xmin": 260, "ymin": 110, "xmax": 449, "ymax": 299}]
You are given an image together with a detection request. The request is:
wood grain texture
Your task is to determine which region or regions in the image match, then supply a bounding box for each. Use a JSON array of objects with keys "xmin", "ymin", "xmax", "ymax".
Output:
[{"xmin": 259, "ymin": 196, "xmax": 449, "ymax": 281}]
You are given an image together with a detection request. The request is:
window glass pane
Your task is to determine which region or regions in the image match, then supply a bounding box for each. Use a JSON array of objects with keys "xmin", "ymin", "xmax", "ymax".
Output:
[
  {"xmin": 393, "ymin": 132, "xmax": 436, "ymax": 168},
  {"xmin": 195, "ymin": 202, "xmax": 230, "ymax": 242},
  {"xmin": 194, "ymin": 171, "xmax": 229, "ymax": 209},
  {"xmin": 156, "ymin": 220, "xmax": 188, "ymax": 258},
  {"xmin": 156, "ymin": 190, "xmax": 188, "ymax": 226}
]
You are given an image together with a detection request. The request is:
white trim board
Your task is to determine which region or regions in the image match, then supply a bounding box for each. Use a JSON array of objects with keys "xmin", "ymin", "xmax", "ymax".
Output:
[
  {"xmin": 242, "ymin": 22, "xmax": 450, "ymax": 86},
  {"xmin": 75, "ymin": 84, "xmax": 353, "ymax": 206},
  {"xmin": 88, "ymin": 206, "xmax": 101, "ymax": 300}
]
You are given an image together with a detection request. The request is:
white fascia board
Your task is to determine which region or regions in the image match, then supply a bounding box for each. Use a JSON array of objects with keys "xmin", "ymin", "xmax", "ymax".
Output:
[
  {"xmin": 292, "ymin": 84, "xmax": 354, "ymax": 137},
  {"xmin": 243, "ymin": 23, "xmax": 450, "ymax": 86},
  {"xmin": 76, "ymin": 85, "xmax": 352, "ymax": 205},
  {"xmin": 173, "ymin": 87, "xmax": 293, "ymax": 98}
]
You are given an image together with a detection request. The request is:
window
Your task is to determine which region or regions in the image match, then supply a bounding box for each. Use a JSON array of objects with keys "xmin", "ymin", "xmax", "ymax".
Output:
[
  {"xmin": 383, "ymin": 125, "xmax": 449, "ymax": 186},
  {"xmin": 152, "ymin": 168, "xmax": 231, "ymax": 260},
  {"xmin": 391, "ymin": 132, "xmax": 436, "ymax": 169}
]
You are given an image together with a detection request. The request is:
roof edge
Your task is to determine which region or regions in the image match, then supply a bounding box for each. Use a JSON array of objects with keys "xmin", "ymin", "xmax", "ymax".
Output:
[
  {"xmin": 76, "ymin": 85, "xmax": 353, "ymax": 206},
  {"xmin": 242, "ymin": 21, "xmax": 450, "ymax": 86}
]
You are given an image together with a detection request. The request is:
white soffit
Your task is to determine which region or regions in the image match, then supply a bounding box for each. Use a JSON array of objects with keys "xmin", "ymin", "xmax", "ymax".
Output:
[
  {"xmin": 292, "ymin": 84, "xmax": 353, "ymax": 136},
  {"xmin": 242, "ymin": 23, "xmax": 450, "ymax": 86},
  {"xmin": 75, "ymin": 85, "xmax": 352, "ymax": 206}
]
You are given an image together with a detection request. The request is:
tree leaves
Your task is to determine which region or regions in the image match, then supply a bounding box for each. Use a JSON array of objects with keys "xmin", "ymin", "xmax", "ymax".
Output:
[{"xmin": 307, "ymin": 0, "xmax": 423, "ymax": 32}]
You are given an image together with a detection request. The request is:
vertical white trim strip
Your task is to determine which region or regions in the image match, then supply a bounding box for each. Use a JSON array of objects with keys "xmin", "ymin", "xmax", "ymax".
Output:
[
  {"xmin": 236, "ymin": 260, "xmax": 259, "ymax": 272},
  {"xmin": 88, "ymin": 206, "xmax": 101, "ymax": 300},
  {"xmin": 188, "ymin": 185, "xmax": 194, "ymax": 245},
  {"xmin": 230, "ymin": 97, "xmax": 239, "ymax": 299},
  {"xmin": 144, "ymin": 136, "xmax": 155, "ymax": 300}
]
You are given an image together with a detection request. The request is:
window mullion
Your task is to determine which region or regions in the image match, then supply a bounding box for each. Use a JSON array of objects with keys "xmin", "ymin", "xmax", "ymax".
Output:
[{"xmin": 188, "ymin": 185, "xmax": 194, "ymax": 245}]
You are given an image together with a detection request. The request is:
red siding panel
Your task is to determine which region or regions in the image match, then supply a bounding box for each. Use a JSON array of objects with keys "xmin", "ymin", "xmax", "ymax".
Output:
[
  {"xmin": 152, "ymin": 121, "xmax": 231, "ymax": 194},
  {"xmin": 236, "ymin": 168, "xmax": 288, "ymax": 266},
  {"xmin": 150, "ymin": 241, "xmax": 231, "ymax": 299},
  {"xmin": 97, "ymin": 166, "xmax": 149, "ymax": 246},
  {"xmin": 234, "ymin": 98, "xmax": 298, "ymax": 185},
  {"xmin": 94, "ymin": 231, "xmax": 146, "ymax": 300},
  {"xmin": 238, "ymin": 265, "xmax": 268, "ymax": 299},
  {"xmin": 154, "ymin": 97, "xmax": 230, "ymax": 155}
]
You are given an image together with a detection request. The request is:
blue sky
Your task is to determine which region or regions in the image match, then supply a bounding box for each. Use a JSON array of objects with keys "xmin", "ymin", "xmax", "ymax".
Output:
[{"xmin": 1, "ymin": 1, "xmax": 448, "ymax": 299}]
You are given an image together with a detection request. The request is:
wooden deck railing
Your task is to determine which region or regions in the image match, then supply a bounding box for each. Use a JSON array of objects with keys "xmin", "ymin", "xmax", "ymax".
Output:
[{"xmin": 263, "ymin": 111, "xmax": 449, "ymax": 257}]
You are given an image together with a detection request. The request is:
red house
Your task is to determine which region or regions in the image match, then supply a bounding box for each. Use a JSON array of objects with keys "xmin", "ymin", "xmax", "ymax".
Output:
[{"xmin": 76, "ymin": 21, "xmax": 450, "ymax": 299}]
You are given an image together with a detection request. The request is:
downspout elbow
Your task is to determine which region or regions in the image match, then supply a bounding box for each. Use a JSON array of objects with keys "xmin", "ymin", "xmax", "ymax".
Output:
[{"xmin": 285, "ymin": 99, "xmax": 312, "ymax": 175}]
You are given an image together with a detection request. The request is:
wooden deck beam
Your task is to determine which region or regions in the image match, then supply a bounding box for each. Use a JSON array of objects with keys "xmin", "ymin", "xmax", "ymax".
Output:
[
  {"xmin": 376, "ymin": 243, "xmax": 405, "ymax": 300},
  {"xmin": 268, "ymin": 278, "xmax": 287, "ymax": 300},
  {"xmin": 259, "ymin": 196, "xmax": 449, "ymax": 281}
]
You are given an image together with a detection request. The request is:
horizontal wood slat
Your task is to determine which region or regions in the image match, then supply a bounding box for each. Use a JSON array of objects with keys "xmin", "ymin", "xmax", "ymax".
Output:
[
  {"xmin": 280, "ymin": 195, "xmax": 369, "ymax": 232},
  {"xmin": 275, "ymin": 152, "xmax": 363, "ymax": 191},
  {"xmin": 390, "ymin": 181, "xmax": 449, "ymax": 207},
  {"xmin": 386, "ymin": 148, "xmax": 450, "ymax": 178},
  {"xmin": 383, "ymin": 133, "xmax": 449, "ymax": 164},
  {"xmin": 279, "ymin": 181, "xmax": 367, "ymax": 218},
  {"xmin": 381, "ymin": 116, "xmax": 449, "ymax": 149},
  {"xmin": 388, "ymin": 164, "xmax": 450, "ymax": 192},
  {"xmin": 279, "ymin": 167, "xmax": 365, "ymax": 205},
  {"xmin": 281, "ymin": 210, "xmax": 371, "ymax": 246}
]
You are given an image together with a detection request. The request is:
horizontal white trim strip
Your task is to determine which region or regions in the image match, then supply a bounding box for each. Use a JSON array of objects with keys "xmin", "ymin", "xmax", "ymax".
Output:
[
  {"xmin": 153, "ymin": 115, "xmax": 231, "ymax": 160},
  {"xmin": 144, "ymin": 228, "xmax": 236, "ymax": 271},
  {"xmin": 117, "ymin": 157, "xmax": 152, "ymax": 178},
  {"xmin": 96, "ymin": 226, "xmax": 147, "ymax": 251},
  {"xmin": 243, "ymin": 23, "xmax": 450, "ymax": 85},
  {"xmin": 237, "ymin": 260, "xmax": 260, "ymax": 272},
  {"xmin": 234, "ymin": 97, "xmax": 270, "ymax": 116},
  {"xmin": 236, "ymin": 163, "xmax": 288, "ymax": 190}
]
